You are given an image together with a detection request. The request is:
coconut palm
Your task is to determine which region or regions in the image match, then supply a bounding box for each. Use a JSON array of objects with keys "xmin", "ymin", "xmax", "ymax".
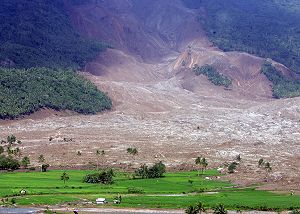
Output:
[{"xmin": 60, "ymin": 171, "xmax": 70, "ymax": 187}]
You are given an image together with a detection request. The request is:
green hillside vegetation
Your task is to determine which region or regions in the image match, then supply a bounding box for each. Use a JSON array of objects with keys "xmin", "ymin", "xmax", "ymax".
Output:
[
  {"xmin": 193, "ymin": 64, "xmax": 232, "ymax": 88},
  {"xmin": 0, "ymin": 0, "xmax": 112, "ymax": 118},
  {"xmin": 182, "ymin": 0, "xmax": 300, "ymax": 74},
  {"xmin": 0, "ymin": 68, "xmax": 112, "ymax": 119},
  {"xmin": 0, "ymin": 0, "xmax": 107, "ymax": 69},
  {"xmin": 261, "ymin": 63, "xmax": 300, "ymax": 98}
]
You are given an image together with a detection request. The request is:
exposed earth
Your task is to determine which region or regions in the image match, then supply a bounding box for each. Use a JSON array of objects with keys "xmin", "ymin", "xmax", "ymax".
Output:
[{"xmin": 0, "ymin": 0, "xmax": 299, "ymax": 192}]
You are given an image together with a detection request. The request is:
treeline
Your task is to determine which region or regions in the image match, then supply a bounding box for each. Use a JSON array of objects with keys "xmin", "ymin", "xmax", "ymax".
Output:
[
  {"xmin": 182, "ymin": 0, "xmax": 300, "ymax": 74},
  {"xmin": 193, "ymin": 64, "xmax": 232, "ymax": 88},
  {"xmin": 0, "ymin": 67, "xmax": 112, "ymax": 119},
  {"xmin": 261, "ymin": 63, "xmax": 300, "ymax": 98},
  {"xmin": 0, "ymin": 0, "xmax": 107, "ymax": 69}
]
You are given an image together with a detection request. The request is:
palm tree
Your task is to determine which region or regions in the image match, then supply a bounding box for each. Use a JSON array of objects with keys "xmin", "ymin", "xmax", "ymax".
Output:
[
  {"xmin": 21, "ymin": 156, "xmax": 30, "ymax": 169},
  {"xmin": 127, "ymin": 147, "xmax": 138, "ymax": 168},
  {"xmin": 213, "ymin": 204, "xmax": 227, "ymax": 214},
  {"xmin": 264, "ymin": 162, "xmax": 272, "ymax": 182},
  {"xmin": 196, "ymin": 202, "xmax": 206, "ymax": 214},
  {"xmin": 38, "ymin": 154, "xmax": 45, "ymax": 172},
  {"xmin": 96, "ymin": 149, "xmax": 105, "ymax": 170},
  {"xmin": 60, "ymin": 171, "xmax": 70, "ymax": 187},
  {"xmin": 195, "ymin": 156, "xmax": 202, "ymax": 176},
  {"xmin": 200, "ymin": 158, "xmax": 208, "ymax": 174},
  {"xmin": 185, "ymin": 205, "xmax": 198, "ymax": 214},
  {"xmin": 195, "ymin": 157, "xmax": 208, "ymax": 176}
]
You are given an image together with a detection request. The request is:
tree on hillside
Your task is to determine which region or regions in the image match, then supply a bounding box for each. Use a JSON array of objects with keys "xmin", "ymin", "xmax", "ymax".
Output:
[
  {"xmin": 38, "ymin": 154, "xmax": 46, "ymax": 172},
  {"xmin": 21, "ymin": 156, "xmax": 30, "ymax": 169},
  {"xmin": 195, "ymin": 157, "xmax": 208, "ymax": 176},
  {"xmin": 127, "ymin": 147, "xmax": 138, "ymax": 168},
  {"xmin": 61, "ymin": 171, "xmax": 70, "ymax": 187},
  {"xmin": 7, "ymin": 135, "xmax": 16, "ymax": 145},
  {"xmin": 38, "ymin": 155, "xmax": 45, "ymax": 163},
  {"xmin": 228, "ymin": 162, "xmax": 238, "ymax": 174},
  {"xmin": 96, "ymin": 149, "xmax": 105, "ymax": 170},
  {"xmin": 258, "ymin": 158, "xmax": 264, "ymax": 167},
  {"xmin": 0, "ymin": 146, "xmax": 3, "ymax": 154}
]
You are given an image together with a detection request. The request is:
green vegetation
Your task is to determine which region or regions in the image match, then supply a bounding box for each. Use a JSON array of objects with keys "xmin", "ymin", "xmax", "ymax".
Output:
[
  {"xmin": 195, "ymin": 157, "xmax": 208, "ymax": 176},
  {"xmin": 0, "ymin": 135, "xmax": 23, "ymax": 170},
  {"xmin": 193, "ymin": 65, "xmax": 232, "ymax": 88},
  {"xmin": 0, "ymin": 1, "xmax": 112, "ymax": 118},
  {"xmin": 0, "ymin": 67, "xmax": 112, "ymax": 119},
  {"xmin": 0, "ymin": 155, "xmax": 20, "ymax": 170},
  {"xmin": 0, "ymin": 0, "xmax": 107, "ymax": 69},
  {"xmin": 0, "ymin": 170, "xmax": 300, "ymax": 210},
  {"xmin": 135, "ymin": 162, "xmax": 166, "ymax": 179},
  {"xmin": 182, "ymin": 0, "xmax": 300, "ymax": 73},
  {"xmin": 83, "ymin": 169, "xmax": 114, "ymax": 184},
  {"xmin": 261, "ymin": 63, "xmax": 300, "ymax": 98}
]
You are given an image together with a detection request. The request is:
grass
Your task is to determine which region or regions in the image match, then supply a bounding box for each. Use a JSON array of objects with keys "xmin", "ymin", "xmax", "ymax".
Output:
[{"xmin": 0, "ymin": 169, "xmax": 299, "ymax": 210}]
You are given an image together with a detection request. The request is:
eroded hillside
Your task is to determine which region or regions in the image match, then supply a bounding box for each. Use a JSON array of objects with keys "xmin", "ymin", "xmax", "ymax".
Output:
[{"xmin": 0, "ymin": 0, "xmax": 299, "ymax": 190}]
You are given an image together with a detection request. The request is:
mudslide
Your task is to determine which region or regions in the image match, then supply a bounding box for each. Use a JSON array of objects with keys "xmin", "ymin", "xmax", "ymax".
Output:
[{"xmin": 1, "ymin": 0, "xmax": 299, "ymax": 189}]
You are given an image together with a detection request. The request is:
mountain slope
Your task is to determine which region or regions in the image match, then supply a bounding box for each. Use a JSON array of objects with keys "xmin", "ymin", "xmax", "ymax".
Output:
[
  {"xmin": 182, "ymin": 0, "xmax": 300, "ymax": 73},
  {"xmin": 0, "ymin": 0, "xmax": 106, "ymax": 69},
  {"xmin": 0, "ymin": 0, "xmax": 112, "ymax": 119}
]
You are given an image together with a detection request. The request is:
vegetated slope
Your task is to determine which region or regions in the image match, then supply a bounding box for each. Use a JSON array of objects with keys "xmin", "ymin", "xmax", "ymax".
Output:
[
  {"xmin": 261, "ymin": 63, "xmax": 300, "ymax": 98},
  {"xmin": 182, "ymin": 0, "xmax": 300, "ymax": 73},
  {"xmin": 0, "ymin": 0, "xmax": 106, "ymax": 69},
  {"xmin": 0, "ymin": 68, "xmax": 111, "ymax": 119},
  {"xmin": 0, "ymin": 0, "xmax": 112, "ymax": 119}
]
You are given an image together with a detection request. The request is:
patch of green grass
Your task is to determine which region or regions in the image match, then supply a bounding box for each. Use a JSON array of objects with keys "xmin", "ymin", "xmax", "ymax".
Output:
[{"xmin": 0, "ymin": 170, "xmax": 300, "ymax": 210}]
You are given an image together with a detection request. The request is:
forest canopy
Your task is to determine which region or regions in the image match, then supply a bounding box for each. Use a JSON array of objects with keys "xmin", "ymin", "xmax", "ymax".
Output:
[{"xmin": 0, "ymin": 68, "xmax": 112, "ymax": 119}]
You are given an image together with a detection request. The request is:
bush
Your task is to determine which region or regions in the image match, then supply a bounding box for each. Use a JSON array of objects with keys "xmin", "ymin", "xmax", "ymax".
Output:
[
  {"xmin": 127, "ymin": 187, "xmax": 144, "ymax": 194},
  {"xmin": 213, "ymin": 204, "xmax": 228, "ymax": 214},
  {"xmin": 193, "ymin": 64, "xmax": 232, "ymax": 88},
  {"xmin": 135, "ymin": 162, "xmax": 166, "ymax": 179},
  {"xmin": 0, "ymin": 155, "xmax": 20, "ymax": 170},
  {"xmin": 83, "ymin": 169, "xmax": 114, "ymax": 184},
  {"xmin": 41, "ymin": 164, "xmax": 50, "ymax": 172},
  {"xmin": 228, "ymin": 162, "xmax": 238, "ymax": 174}
]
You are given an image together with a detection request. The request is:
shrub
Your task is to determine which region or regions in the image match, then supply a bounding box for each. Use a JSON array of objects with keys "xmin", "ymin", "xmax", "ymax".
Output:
[
  {"xmin": 213, "ymin": 204, "xmax": 228, "ymax": 214},
  {"xmin": 0, "ymin": 155, "xmax": 20, "ymax": 170},
  {"xmin": 127, "ymin": 187, "xmax": 144, "ymax": 194},
  {"xmin": 41, "ymin": 164, "xmax": 50, "ymax": 172},
  {"xmin": 228, "ymin": 162, "xmax": 238, "ymax": 173},
  {"xmin": 83, "ymin": 169, "xmax": 114, "ymax": 184},
  {"xmin": 135, "ymin": 162, "xmax": 166, "ymax": 179}
]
